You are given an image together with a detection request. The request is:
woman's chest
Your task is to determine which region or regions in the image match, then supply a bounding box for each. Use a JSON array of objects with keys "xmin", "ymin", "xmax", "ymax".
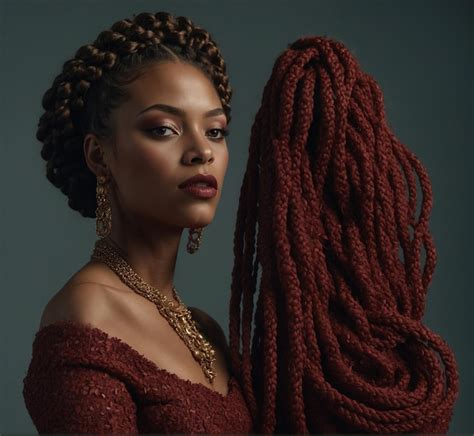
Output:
[
  {"xmin": 134, "ymin": 377, "xmax": 254, "ymax": 434},
  {"xmin": 103, "ymin": 288, "xmax": 232, "ymax": 396}
]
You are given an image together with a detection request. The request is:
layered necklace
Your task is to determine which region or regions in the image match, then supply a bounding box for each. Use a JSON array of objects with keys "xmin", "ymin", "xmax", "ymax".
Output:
[{"xmin": 90, "ymin": 237, "xmax": 217, "ymax": 383}]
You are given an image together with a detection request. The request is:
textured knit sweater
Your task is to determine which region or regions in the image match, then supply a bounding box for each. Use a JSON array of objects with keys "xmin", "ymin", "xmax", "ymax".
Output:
[{"xmin": 22, "ymin": 320, "xmax": 254, "ymax": 434}]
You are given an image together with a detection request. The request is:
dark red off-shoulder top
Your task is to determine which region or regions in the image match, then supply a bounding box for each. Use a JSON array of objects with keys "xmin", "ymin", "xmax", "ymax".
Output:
[{"xmin": 22, "ymin": 320, "xmax": 254, "ymax": 434}]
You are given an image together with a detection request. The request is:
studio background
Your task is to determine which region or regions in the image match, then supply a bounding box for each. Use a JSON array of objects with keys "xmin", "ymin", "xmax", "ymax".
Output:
[{"xmin": 1, "ymin": 0, "xmax": 472, "ymax": 433}]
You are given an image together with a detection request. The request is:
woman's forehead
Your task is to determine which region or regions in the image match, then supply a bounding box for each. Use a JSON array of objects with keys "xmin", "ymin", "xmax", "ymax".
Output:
[{"xmin": 120, "ymin": 63, "xmax": 223, "ymax": 119}]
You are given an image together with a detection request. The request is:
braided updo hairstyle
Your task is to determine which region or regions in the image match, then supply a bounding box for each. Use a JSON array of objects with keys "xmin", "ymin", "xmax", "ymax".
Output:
[
  {"xmin": 36, "ymin": 12, "xmax": 232, "ymax": 218},
  {"xmin": 229, "ymin": 36, "xmax": 459, "ymax": 434}
]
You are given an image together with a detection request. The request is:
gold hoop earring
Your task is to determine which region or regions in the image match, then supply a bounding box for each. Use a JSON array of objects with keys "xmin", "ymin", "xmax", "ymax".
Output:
[
  {"xmin": 187, "ymin": 227, "xmax": 203, "ymax": 254},
  {"xmin": 95, "ymin": 175, "xmax": 112, "ymax": 238}
]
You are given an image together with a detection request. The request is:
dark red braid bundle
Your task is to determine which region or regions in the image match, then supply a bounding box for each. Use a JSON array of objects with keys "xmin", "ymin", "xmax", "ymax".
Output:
[{"xmin": 229, "ymin": 36, "xmax": 459, "ymax": 434}]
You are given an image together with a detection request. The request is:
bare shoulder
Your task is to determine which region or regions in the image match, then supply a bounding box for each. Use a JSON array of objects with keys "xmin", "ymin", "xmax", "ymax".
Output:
[
  {"xmin": 189, "ymin": 307, "xmax": 224, "ymax": 335},
  {"xmin": 38, "ymin": 262, "xmax": 125, "ymax": 330},
  {"xmin": 39, "ymin": 283, "xmax": 110, "ymax": 330}
]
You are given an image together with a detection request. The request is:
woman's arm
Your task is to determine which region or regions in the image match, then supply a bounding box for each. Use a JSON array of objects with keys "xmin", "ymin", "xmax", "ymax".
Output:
[{"xmin": 23, "ymin": 363, "xmax": 139, "ymax": 434}]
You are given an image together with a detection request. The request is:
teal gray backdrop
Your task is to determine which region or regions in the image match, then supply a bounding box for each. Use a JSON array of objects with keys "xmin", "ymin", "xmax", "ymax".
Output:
[{"xmin": 1, "ymin": 0, "xmax": 472, "ymax": 433}]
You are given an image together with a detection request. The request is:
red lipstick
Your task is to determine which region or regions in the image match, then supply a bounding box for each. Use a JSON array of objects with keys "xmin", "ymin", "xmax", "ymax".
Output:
[{"xmin": 178, "ymin": 173, "xmax": 218, "ymax": 199}]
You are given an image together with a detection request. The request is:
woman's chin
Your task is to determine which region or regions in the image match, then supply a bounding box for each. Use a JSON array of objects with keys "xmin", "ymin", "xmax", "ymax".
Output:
[
  {"xmin": 182, "ymin": 210, "xmax": 216, "ymax": 229},
  {"xmin": 185, "ymin": 219, "xmax": 212, "ymax": 229}
]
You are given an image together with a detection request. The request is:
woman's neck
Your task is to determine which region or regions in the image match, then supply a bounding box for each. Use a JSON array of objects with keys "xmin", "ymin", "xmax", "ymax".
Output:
[{"xmin": 106, "ymin": 223, "xmax": 183, "ymax": 301}]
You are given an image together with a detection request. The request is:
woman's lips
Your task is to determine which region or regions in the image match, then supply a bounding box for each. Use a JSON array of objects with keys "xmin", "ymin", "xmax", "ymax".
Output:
[{"xmin": 179, "ymin": 184, "xmax": 217, "ymax": 199}]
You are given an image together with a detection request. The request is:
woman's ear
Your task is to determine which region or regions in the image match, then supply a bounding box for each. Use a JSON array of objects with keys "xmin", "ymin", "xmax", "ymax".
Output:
[{"xmin": 83, "ymin": 133, "xmax": 110, "ymax": 178}]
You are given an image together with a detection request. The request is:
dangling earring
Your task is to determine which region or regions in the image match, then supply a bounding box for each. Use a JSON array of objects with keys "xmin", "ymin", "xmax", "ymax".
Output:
[
  {"xmin": 95, "ymin": 174, "xmax": 112, "ymax": 238},
  {"xmin": 187, "ymin": 227, "xmax": 203, "ymax": 254}
]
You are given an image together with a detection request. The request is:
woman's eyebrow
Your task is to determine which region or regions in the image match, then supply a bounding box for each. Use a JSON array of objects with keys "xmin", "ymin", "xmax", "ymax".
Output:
[{"xmin": 136, "ymin": 103, "xmax": 224, "ymax": 118}]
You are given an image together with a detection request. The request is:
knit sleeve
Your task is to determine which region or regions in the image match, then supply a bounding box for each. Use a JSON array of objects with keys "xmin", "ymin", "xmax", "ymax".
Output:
[{"xmin": 23, "ymin": 363, "xmax": 138, "ymax": 434}]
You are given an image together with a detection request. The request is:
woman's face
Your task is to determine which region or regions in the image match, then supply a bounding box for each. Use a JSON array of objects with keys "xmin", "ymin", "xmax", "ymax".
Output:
[{"xmin": 102, "ymin": 60, "xmax": 229, "ymax": 230}]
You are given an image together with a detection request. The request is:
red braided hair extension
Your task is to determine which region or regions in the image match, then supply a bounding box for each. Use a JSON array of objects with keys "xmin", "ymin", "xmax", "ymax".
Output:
[{"xmin": 229, "ymin": 36, "xmax": 459, "ymax": 434}]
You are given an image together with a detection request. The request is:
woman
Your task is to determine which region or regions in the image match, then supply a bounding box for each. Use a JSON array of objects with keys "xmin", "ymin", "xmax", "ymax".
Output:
[
  {"xmin": 228, "ymin": 36, "xmax": 460, "ymax": 434},
  {"xmin": 22, "ymin": 11, "xmax": 253, "ymax": 434}
]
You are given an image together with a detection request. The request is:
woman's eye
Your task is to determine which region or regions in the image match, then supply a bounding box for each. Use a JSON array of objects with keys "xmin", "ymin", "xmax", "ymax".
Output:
[
  {"xmin": 207, "ymin": 128, "xmax": 230, "ymax": 139},
  {"xmin": 144, "ymin": 126, "xmax": 229, "ymax": 140},
  {"xmin": 146, "ymin": 126, "xmax": 176, "ymax": 137}
]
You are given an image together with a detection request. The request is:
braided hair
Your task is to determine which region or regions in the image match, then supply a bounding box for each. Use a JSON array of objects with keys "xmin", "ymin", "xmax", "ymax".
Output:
[
  {"xmin": 36, "ymin": 11, "xmax": 232, "ymax": 218},
  {"xmin": 229, "ymin": 36, "xmax": 459, "ymax": 434}
]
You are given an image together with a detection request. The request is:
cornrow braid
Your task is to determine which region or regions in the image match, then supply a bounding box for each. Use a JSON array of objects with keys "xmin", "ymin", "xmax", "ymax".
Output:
[
  {"xmin": 229, "ymin": 36, "xmax": 459, "ymax": 434},
  {"xmin": 36, "ymin": 11, "xmax": 232, "ymax": 217}
]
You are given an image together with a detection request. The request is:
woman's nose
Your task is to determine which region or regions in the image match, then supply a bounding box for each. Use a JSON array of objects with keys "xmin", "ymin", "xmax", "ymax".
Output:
[{"xmin": 181, "ymin": 131, "xmax": 214, "ymax": 165}]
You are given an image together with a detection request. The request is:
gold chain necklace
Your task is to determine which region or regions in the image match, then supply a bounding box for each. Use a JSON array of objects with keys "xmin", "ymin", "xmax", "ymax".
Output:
[{"xmin": 90, "ymin": 237, "xmax": 216, "ymax": 383}]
